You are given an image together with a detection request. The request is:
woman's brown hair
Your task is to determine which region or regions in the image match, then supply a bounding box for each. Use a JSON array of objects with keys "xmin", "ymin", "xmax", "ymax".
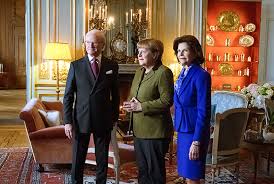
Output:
[{"xmin": 173, "ymin": 35, "xmax": 205, "ymax": 64}]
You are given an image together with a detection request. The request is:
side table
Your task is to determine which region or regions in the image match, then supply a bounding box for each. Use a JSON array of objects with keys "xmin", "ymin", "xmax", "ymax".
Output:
[{"xmin": 241, "ymin": 140, "xmax": 274, "ymax": 183}]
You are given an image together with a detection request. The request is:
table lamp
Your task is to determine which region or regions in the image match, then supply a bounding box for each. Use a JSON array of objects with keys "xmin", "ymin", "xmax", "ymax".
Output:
[{"xmin": 43, "ymin": 42, "xmax": 72, "ymax": 100}]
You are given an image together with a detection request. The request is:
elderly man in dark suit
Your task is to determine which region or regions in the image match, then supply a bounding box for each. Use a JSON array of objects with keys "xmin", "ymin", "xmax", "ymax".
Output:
[{"xmin": 63, "ymin": 29, "xmax": 120, "ymax": 184}]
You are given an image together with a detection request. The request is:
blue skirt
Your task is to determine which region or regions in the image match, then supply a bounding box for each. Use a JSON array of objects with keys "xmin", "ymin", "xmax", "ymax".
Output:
[{"xmin": 177, "ymin": 132, "xmax": 209, "ymax": 180}]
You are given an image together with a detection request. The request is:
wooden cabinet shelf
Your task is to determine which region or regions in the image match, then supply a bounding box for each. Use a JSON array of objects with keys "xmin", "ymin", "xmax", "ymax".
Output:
[
  {"xmin": 207, "ymin": 46, "xmax": 257, "ymax": 48},
  {"xmin": 206, "ymin": 61, "xmax": 256, "ymax": 64},
  {"xmin": 207, "ymin": 31, "xmax": 257, "ymax": 34}
]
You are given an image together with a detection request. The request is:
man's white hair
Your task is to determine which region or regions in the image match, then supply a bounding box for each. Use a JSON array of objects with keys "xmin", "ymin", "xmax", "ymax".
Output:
[{"xmin": 85, "ymin": 29, "xmax": 106, "ymax": 44}]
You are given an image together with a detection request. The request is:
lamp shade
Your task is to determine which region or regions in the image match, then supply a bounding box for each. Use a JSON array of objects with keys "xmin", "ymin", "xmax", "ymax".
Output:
[{"xmin": 43, "ymin": 42, "xmax": 72, "ymax": 60}]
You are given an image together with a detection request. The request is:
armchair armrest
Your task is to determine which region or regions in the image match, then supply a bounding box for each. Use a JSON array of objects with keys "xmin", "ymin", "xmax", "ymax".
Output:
[
  {"xmin": 42, "ymin": 101, "xmax": 63, "ymax": 112},
  {"xmin": 29, "ymin": 125, "xmax": 67, "ymax": 140}
]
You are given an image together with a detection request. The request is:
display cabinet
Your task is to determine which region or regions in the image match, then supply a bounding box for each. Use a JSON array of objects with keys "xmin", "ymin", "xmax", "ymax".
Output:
[{"xmin": 205, "ymin": 0, "xmax": 261, "ymax": 91}]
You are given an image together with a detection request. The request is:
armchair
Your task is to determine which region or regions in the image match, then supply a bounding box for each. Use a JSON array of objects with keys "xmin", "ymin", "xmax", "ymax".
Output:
[
  {"xmin": 19, "ymin": 98, "xmax": 72, "ymax": 171},
  {"xmin": 206, "ymin": 108, "xmax": 250, "ymax": 184}
]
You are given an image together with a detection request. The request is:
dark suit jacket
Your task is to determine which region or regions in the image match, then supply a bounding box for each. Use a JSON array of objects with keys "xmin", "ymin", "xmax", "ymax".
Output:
[
  {"xmin": 63, "ymin": 55, "xmax": 120, "ymax": 135},
  {"xmin": 128, "ymin": 63, "xmax": 174, "ymax": 139},
  {"xmin": 174, "ymin": 64, "xmax": 211, "ymax": 142}
]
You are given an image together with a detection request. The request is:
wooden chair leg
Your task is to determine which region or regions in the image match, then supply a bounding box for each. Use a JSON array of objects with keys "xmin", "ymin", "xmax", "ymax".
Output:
[
  {"xmin": 217, "ymin": 168, "xmax": 220, "ymax": 176},
  {"xmin": 267, "ymin": 152, "xmax": 271, "ymax": 175},
  {"xmin": 37, "ymin": 164, "xmax": 44, "ymax": 172},
  {"xmin": 235, "ymin": 164, "xmax": 239, "ymax": 184},
  {"xmin": 211, "ymin": 168, "xmax": 216, "ymax": 184},
  {"xmin": 115, "ymin": 166, "xmax": 120, "ymax": 184}
]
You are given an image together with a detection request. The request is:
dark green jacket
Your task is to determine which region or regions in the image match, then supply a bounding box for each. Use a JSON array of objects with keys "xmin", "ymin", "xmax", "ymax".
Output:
[{"xmin": 128, "ymin": 63, "xmax": 174, "ymax": 138}]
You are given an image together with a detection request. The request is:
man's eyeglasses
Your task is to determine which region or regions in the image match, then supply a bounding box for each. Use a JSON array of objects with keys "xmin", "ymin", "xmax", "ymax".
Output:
[{"xmin": 85, "ymin": 41, "xmax": 103, "ymax": 46}]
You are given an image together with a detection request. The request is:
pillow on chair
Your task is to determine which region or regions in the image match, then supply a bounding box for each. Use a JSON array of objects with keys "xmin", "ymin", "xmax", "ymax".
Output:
[{"xmin": 38, "ymin": 109, "xmax": 63, "ymax": 127}]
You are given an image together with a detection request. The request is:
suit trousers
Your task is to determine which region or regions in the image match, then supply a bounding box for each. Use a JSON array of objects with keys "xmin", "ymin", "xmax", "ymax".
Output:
[
  {"xmin": 71, "ymin": 131, "xmax": 111, "ymax": 184},
  {"xmin": 134, "ymin": 137, "xmax": 170, "ymax": 184}
]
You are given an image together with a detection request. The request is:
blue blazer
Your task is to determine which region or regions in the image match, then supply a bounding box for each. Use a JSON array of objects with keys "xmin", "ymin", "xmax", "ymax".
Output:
[{"xmin": 174, "ymin": 64, "xmax": 211, "ymax": 142}]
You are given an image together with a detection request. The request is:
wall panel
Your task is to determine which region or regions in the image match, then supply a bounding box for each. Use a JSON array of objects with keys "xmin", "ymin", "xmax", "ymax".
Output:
[{"xmin": 259, "ymin": 0, "xmax": 274, "ymax": 84}]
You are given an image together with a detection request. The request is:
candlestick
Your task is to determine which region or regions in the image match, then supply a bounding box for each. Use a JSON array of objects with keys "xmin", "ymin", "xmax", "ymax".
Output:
[
  {"xmin": 146, "ymin": 8, "xmax": 148, "ymax": 21},
  {"xmin": 102, "ymin": 8, "xmax": 105, "ymax": 19},
  {"xmin": 90, "ymin": 5, "xmax": 93, "ymax": 18},
  {"xmin": 130, "ymin": 9, "xmax": 133, "ymax": 22},
  {"xmin": 126, "ymin": 29, "xmax": 129, "ymax": 56},
  {"xmin": 105, "ymin": 6, "xmax": 107, "ymax": 18},
  {"xmin": 99, "ymin": 6, "xmax": 102, "ymax": 19},
  {"xmin": 138, "ymin": 9, "xmax": 142, "ymax": 22},
  {"xmin": 126, "ymin": 12, "xmax": 128, "ymax": 24}
]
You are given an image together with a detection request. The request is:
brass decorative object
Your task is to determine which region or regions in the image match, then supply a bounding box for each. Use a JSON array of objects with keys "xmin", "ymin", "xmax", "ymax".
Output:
[
  {"xmin": 206, "ymin": 34, "xmax": 214, "ymax": 46},
  {"xmin": 218, "ymin": 63, "xmax": 233, "ymax": 75},
  {"xmin": 126, "ymin": 8, "xmax": 148, "ymax": 56},
  {"xmin": 52, "ymin": 61, "xmax": 70, "ymax": 81},
  {"xmin": 217, "ymin": 11, "xmax": 240, "ymax": 32},
  {"xmin": 208, "ymin": 53, "xmax": 213, "ymax": 61},
  {"xmin": 238, "ymin": 24, "xmax": 245, "ymax": 32},
  {"xmin": 89, "ymin": 0, "xmax": 114, "ymax": 31},
  {"xmin": 225, "ymin": 38, "xmax": 231, "ymax": 47},
  {"xmin": 39, "ymin": 61, "xmax": 50, "ymax": 79},
  {"xmin": 239, "ymin": 35, "xmax": 254, "ymax": 47},
  {"xmin": 234, "ymin": 54, "xmax": 239, "ymax": 62},
  {"xmin": 240, "ymin": 52, "xmax": 245, "ymax": 62},
  {"xmin": 224, "ymin": 53, "xmax": 231, "ymax": 62},
  {"xmin": 245, "ymin": 23, "xmax": 256, "ymax": 32},
  {"xmin": 110, "ymin": 32, "xmax": 127, "ymax": 62},
  {"xmin": 126, "ymin": 8, "xmax": 148, "ymax": 39}
]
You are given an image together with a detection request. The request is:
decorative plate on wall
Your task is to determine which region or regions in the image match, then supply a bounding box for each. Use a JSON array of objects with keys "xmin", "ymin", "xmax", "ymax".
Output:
[
  {"xmin": 217, "ymin": 11, "xmax": 240, "ymax": 32},
  {"xmin": 239, "ymin": 35, "xmax": 254, "ymax": 47},
  {"xmin": 245, "ymin": 23, "xmax": 256, "ymax": 32},
  {"xmin": 206, "ymin": 34, "xmax": 215, "ymax": 46},
  {"xmin": 218, "ymin": 63, "xmax": 233, "ymax": 75}
]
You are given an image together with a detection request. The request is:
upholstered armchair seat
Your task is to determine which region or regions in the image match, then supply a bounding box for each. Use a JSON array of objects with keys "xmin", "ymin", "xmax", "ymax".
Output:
[
  {"xmin": 211, "ymin": 91, "xmax": 248, "ymax": 125},
  {"xmin": 28, "ymin": 125, "xmax": 67, "ymax": 139}
]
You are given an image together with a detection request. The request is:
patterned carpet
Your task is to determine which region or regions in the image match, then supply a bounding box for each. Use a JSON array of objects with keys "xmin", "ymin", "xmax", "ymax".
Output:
[{"xmin": 0, "ymin": 148, "xmax": 274, "ymax": 184}]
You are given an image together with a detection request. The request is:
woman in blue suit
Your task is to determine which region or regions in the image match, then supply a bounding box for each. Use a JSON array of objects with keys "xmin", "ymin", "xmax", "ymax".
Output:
[{"xmin": 173, "ymin": 35, "xmax": 211, "ymax": 184}]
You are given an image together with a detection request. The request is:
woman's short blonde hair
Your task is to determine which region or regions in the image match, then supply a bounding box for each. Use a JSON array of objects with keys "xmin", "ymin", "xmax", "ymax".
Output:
[{"xmin": 137, "ymin": 39, "xmax": 164, "ymax": 62}]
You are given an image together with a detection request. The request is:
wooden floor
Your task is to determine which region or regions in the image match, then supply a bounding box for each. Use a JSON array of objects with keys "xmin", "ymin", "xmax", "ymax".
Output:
[
  {"xmin": 0, "ymin": 89, "xmax": 29, "ymax": 148},
  {"xmin": 0, "ymin": 125, "xmax": 29, "ymax": 147},
  {"xmin": 0, "ymin": 89, "xmax": 26, "ymax": 120}
]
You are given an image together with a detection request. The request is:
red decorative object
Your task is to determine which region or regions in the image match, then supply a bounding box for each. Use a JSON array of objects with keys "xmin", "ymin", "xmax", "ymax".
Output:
[{"xmin": 205, "ymin": 0, "xmax": 261, "ymax": 92}]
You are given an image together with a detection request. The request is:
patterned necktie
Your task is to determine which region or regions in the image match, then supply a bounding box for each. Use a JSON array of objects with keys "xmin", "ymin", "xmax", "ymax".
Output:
[{"xmin": 91, "ymin": 59, "xmax": 99, "ymax": 77}]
